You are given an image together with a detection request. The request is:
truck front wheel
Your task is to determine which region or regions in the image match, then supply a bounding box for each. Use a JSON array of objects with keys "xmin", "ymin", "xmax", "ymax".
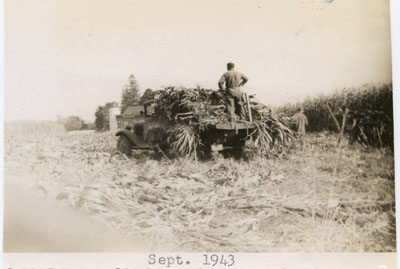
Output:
[{"xmin": 117, "ymin": 135, "xmax": 132, "ymax": 156}]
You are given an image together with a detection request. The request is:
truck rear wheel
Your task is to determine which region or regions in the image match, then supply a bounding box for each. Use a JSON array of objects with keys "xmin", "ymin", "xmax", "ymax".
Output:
[
  {"xmin": 117, "ymin": 135, "xmax": 132, "ymax": 156},
  {"xmin": 222, "ymin": 147, "xmax": 243, "ymax": 159},
  {"xmin": 223, "ymin": 139, "xmax": 245, "ymax": 159},
  {"xmin": 198, "ymin": 143, "xmax": 212, "ymax": 160}
]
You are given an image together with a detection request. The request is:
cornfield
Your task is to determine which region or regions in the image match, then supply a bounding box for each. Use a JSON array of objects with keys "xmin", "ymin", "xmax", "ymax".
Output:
[{"xmin": 276, "ymin": 83, "xmax": 393, "ymax": 148}]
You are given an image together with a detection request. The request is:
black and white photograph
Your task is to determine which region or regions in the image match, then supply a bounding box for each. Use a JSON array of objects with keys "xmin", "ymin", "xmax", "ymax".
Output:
[{"xmin": 2, "ymin": 0, "xmax": 397, "ymax": 266}]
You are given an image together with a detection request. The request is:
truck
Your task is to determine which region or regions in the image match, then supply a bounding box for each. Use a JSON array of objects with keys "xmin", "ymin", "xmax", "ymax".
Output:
[{"xmin": 115, "ymin": 94, "xmax": 255, "ymax": 159}]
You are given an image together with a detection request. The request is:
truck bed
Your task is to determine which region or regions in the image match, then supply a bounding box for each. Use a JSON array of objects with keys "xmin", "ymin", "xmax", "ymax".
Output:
[{"xmin": 213, "ymin": 121, "xmax": 254, "ymax": 130}]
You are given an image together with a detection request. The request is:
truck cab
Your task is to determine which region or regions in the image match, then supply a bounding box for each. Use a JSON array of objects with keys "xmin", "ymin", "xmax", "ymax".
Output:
[{"xmin": 116, "ymin": 103, "xmax": 156, "ymax": 138}]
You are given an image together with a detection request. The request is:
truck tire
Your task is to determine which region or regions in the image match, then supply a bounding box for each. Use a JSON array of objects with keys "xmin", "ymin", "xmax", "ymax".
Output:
[
  {"xmin": 223, "ymin": 139, "xmax": 245, "ymax": 159},
  {"xmin": 198, "ymin": 143, "xmax": 212, "ymax": 160},
  {"xmin": 117, "ymin": 135, "xmax": 132, "ymax": 157}
]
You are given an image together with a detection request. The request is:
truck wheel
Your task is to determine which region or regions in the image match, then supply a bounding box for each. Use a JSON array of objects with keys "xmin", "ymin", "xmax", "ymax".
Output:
[
  {"xmin": 199, "ymin": 144, "xmax": 212, "ymax": 160},
  {"xmin": 233, "ymin": 146, "xmax": 244, "ymax": 159},
  {"xmin": 223, "ymin": 140, "xmax": 245, "ymax": 159},
  {"xmin": 222, "ymin": 147, "xmax": 242, "ymax": 159},
  {"xmin": 117, "ymin": 135, "xmax": 132, "ymax": 156}
]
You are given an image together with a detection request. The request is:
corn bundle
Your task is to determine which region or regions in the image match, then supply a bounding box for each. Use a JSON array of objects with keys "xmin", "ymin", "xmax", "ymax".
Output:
[
  {"xmin": 153, "ymin": 87, "xmax": 296, "ymax": 157},
  {"xmin": 154, "ymin": 87, "xmax": 230, "ymax": 125}
]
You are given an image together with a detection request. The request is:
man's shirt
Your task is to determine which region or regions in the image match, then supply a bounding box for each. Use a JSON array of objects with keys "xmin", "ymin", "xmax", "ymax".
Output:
[{"xmin": 218, "ymin": 70, "xmax": 248, "ymax": 90}]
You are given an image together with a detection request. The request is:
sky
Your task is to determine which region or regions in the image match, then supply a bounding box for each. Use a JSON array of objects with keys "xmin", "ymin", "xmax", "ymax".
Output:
[{"xmin": 4, "ymin": 0, "xmax": 392, "ymax": 122}]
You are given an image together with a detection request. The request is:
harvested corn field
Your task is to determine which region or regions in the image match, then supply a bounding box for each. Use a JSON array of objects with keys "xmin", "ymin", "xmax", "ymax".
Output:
[{"xmin": 4, "ymin": 122, "xmax": 395, "ymax": 252}]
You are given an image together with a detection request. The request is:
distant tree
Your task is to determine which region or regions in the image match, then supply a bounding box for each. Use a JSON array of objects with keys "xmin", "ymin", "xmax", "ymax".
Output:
[
  {"xmin": 140, "ymin": 88, "xmax": 155, "ymax": 104},
  {"xmin": 95, "ymin": 106, "xmax": 105, "ymax": 131},
  {"xmin": 64, "ymin": 116, "xmax": 83, "ymax": 131},
  {"xmin": 56, "ymin": 115, "xmax": 67, "ymax": 126},
  {"xmin": 105, "ymin": 102, "xmax": 119, "ymax": 110},
  {"xmin": 80, "ymin": 121, "xmax": 95, "ymax": 130},
  {"xmin": 121, "ymin": 74, "xmax": 141, "ymax": 113},
  {"xmin": 85, "ymin": 122, "xmax": 96, "ymax": 130},
  {"xmin": 94, "ymin": 102, "xmax": 118, "ymax": 131}
]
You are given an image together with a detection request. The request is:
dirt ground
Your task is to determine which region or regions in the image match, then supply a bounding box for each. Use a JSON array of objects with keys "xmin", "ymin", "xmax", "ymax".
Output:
[{"xmin": 3, "ymin": 125, "xmax": 396, "ymax": 252}]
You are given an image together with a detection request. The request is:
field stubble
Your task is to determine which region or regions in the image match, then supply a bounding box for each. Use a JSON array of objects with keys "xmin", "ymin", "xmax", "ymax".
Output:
[{"xmin": 4, "ymin": 122, "xmax": 395, "ymax": 252}]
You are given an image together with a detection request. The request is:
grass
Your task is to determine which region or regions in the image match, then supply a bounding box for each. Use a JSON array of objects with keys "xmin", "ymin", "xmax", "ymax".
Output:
[{"xmin": 4, "ymin": 122, "xmax": 395, "ymax": 252}]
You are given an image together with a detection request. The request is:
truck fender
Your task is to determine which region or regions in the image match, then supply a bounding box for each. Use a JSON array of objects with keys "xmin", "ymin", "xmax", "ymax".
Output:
[{"xmin": 115, "ymin": 129, "xmax": 142, "ymax": 146}]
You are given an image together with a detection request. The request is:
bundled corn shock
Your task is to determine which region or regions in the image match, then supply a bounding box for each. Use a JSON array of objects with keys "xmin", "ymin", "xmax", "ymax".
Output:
[{"xmin": 152, "ymin": 87, "xmax": 297, "ymax": 157}]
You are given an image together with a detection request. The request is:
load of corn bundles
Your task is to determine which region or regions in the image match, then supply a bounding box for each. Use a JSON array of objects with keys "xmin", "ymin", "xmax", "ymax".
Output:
[{"xmin": 152, "ymin": 86, "xmax": 296, "ymax": 157}]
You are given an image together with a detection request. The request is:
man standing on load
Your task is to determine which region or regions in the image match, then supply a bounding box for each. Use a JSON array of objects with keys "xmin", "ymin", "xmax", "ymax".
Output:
[{"xmin": 218, "ymin": 62, "xmax": 249, "ymax": 121}]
